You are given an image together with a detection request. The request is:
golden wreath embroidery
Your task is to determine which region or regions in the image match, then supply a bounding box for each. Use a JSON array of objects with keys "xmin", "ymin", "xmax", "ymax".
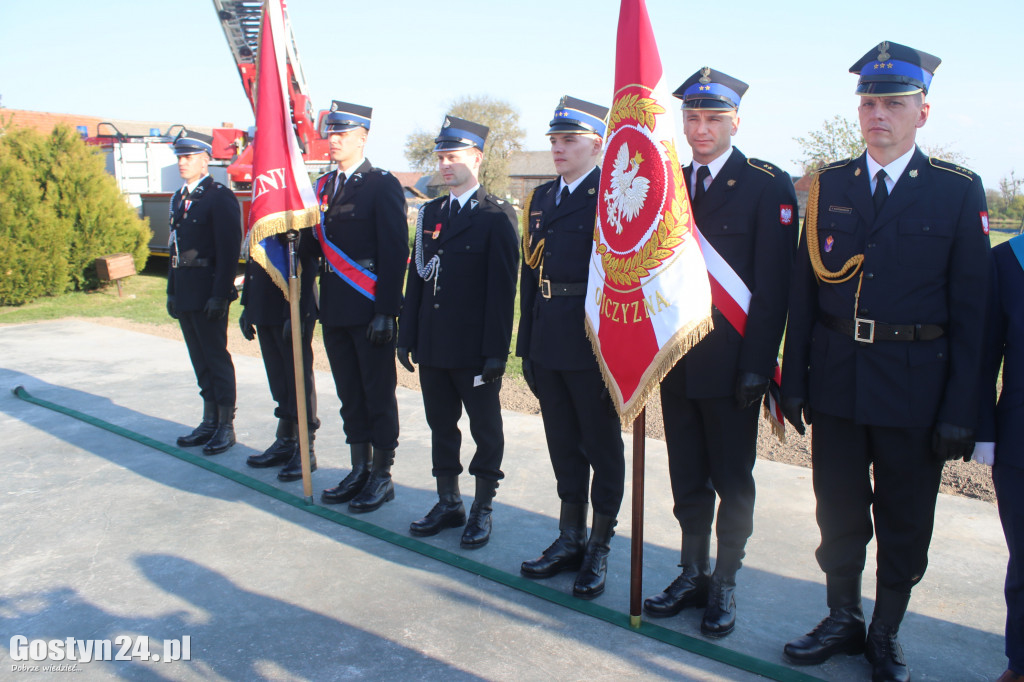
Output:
[
  {"xmin": 596, "ymin": 140, "xmax": 689, "ymax": 285},
  {"xmin": 608, "ymin": 94, "xmax": 665, "ymax": 132}
]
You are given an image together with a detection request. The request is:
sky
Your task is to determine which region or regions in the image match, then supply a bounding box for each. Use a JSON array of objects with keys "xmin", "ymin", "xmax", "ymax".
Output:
[{"xmin": 2, "ymin": 0, "xmax": 1022, "ymax": 186}]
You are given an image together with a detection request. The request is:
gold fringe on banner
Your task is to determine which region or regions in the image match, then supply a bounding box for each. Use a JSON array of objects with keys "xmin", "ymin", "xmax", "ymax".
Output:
[
  {"xmin": 586, "ymin": 312, "xmax": 713, "ymax": 428},
  {"xmin": 246, "ymin": 205, "xmax": 320, "ymax": 299},
  {"xmin": 763, "ymin": 402, "xmax": 787, "ymax": 444}
]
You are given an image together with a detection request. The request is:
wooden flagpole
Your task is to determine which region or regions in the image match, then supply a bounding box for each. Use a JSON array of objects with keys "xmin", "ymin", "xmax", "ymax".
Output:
[
  {"xmin": 629, "ymin": 406, "xmax": 646, "ymax": 627},
  {"xmin": 285, "ymin": 230, "xmax": 313, "ymax": 503}
]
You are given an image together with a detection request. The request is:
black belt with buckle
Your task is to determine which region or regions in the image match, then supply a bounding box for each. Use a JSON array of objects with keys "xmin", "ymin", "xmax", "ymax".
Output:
[
  {"xmin": 173, "ymin": 257, "xmax": 211, "ymax": 268},
  {"xmin": 821, "ymin": 312, "xmax": 945, "ymax": 343},
  {"xmin": 540, "ymin": 279, "xmax": 587, "ymax": 299}
]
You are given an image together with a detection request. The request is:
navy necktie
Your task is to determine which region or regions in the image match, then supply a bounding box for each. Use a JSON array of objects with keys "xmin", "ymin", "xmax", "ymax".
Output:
[
  {"xmin": 693, "ymin": 165, "xmax": 711, "ymax": 208},
  {"xmin": 873, "ymin": 170, "xmax": 889, "ymax": 214}
]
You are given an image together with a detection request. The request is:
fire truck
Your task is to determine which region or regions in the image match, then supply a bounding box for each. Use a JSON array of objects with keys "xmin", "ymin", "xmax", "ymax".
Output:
[{"xmin": 89, "ymin": 0, "xmax": 332, "ymax": 256}]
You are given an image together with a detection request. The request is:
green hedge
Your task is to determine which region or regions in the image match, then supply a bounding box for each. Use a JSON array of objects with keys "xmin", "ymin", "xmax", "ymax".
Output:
[{"xmin": 0, "ymin": 125, "xmax": 151, "ymax": 305}]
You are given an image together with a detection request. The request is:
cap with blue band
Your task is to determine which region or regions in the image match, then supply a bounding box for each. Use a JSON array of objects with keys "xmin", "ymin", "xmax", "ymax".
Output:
[
  {"xmin": 673, "ymin": 67, "xmax": 749, "ymax": 110},
  {"xmin": 850, "ymin": 41, "xmax": 940, "ymax": 96},
  {"xmin": 324, "ymin": 100, "xmax": 373, "ymax": 133},
  {"xmin": 433, "ymin": 115, "xmax": 489, "ymax": 152},
  {"xmin": 547, "ymin": 96, "xmax": 609, "ymax": 137},
  {"xmin": 173, "ymin": 132, "xmax": 213, "ymax": 157}
]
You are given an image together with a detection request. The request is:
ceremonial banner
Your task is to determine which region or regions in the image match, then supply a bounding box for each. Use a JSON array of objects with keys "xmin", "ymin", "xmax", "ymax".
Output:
[
  {"xmin": 246, "ymin": 0, "xmax": 319, "ymax": 297},
  {"xmin": 586, "ymin": 0, "xmax": 712, "ymax": 424}
]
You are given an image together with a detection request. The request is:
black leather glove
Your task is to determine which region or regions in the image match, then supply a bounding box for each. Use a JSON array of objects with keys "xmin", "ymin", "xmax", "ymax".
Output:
[
  {"xmin": 781, "ymin": 397, "xmax": 812, "ymax": 436},
  {"xmin": 932, "ymin": 422, "xmax": 975, "ymax": 463},
  {"xmin": 522, "ymin": 358, "xmax": 538, "ymax": 397},
  {"xmin": 397, "ymin": 347, "xmax": 415, "ymax": 373},
  {"xmin": 735, "ymin": 372, "xmax": 770, "ymax": 410},
  {"xmin": 203, "ymin": 297, "xmax": 229, "ymax": 321},
  {"xmin": 238, "ymin": 310, "xmax": 255, "ymax": 341},
  {"xmin": 166, "ymin": 295, "xmax": 178, "ymax": 320},
  {"xmin": 481, "ymin": 357, "xmax": 506, "ymax": 384},
  {"xmin": 366, "ymin": 314, "xmax": 395, "ymax": 346}
]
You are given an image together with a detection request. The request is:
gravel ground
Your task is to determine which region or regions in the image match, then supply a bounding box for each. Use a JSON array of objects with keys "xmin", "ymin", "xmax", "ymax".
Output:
[{"xmin": 85, "ymin": 316, "xmax": 996, "ymax": 504}]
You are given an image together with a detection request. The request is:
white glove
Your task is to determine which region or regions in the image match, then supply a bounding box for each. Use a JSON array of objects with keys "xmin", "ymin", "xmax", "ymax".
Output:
[{"xmin": 971, "ymin": 442, "xmax": 995, "ymax": 466}]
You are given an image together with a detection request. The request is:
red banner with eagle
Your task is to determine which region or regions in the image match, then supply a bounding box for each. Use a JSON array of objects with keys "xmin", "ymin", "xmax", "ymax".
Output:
[
  {"xmin": 586, "ymin": 0, "xmax": 713, "ymax": 424},
  {"xmin": 245, "ymin": 0, "xmax": 319, "ymax": 297}
]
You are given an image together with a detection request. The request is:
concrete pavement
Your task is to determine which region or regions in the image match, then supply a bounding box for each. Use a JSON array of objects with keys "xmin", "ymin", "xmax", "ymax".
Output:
[{"xmin": 0, "ymin": 320, "xmax": 1008, "ymax": 680}]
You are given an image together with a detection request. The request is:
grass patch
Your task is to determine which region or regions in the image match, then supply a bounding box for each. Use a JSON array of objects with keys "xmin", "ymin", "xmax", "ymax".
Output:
[{"xmin": 0, "ymin": 256, "xmax": 525, "ymax": 378}]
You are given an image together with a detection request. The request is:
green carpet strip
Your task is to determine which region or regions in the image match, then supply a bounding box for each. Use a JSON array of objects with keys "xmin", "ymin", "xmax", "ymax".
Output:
[{"xmin": 13, "ymin": 385, "xmax": 822, "ymax": 682}]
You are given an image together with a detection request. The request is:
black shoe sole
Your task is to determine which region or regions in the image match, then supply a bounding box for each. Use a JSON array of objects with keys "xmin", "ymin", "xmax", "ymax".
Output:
[
  {"xmin": 573, "ymin": 586, "xmax": 605, "ymax": 600},
  {"xmin": 521, "ymin": 560, "xmax": 583, "ymax": 579},
  {"xmin": 278, "ymin": 465, "xmax": 316, "ymax": 482},
  {"xmin": 409, "ymin": 515, "xmax": 466, "ymax": 537},
  {"xmin": 460, "ymin": 536, "xmax": 490, "ymax": 549},
  {"xmin": 783, "ymin": 642, "xmax": 867, "ymax": 666},
  {"xmin": 348, "ymin": 486, "xmax": 395, "ymax": 513},
  {"xmin": 202, "ymin": 443, "xmax": 235, "ymax": 456},
  {"xmin": 643, "ymin": 595, "xmax": 709, "ymax": 618},
  {"xmin": 701, "ymin": 623, "xmax": 735, "ymax": 638},
  {"xmin": 246, "ymin": 456, "xmax": 292, "ymax": 468}
]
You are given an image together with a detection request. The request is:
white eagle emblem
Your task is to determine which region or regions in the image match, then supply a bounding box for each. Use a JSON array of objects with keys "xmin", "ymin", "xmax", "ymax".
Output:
[{"xmin": 604, "ymin": 143, "xmax": 651, "ymax": 234}]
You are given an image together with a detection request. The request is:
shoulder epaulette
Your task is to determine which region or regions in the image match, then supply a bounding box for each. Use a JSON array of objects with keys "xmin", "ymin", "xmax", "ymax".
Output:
[
  {"xmin": 817, "ymin": 158, "xmax": 853, "ymax": 175},
  {"xmin": 746, "ymin": 158, "xmax": 777, "ymax": 177},
  {"xmin": 928, "ymin": 157, "xmax": 975, "ymax": 180},
  {"xmin": 486, "ymin": 194, "xmax": 507, "ymax": 206},
  {"xmin": 425, "ymin": 194, "xmax": 447, "ymax": 205}
]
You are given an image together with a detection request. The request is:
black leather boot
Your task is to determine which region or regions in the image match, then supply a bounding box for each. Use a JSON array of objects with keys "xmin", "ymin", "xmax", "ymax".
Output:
[
  {"xmin": 247, "ymin": 419, "xmax": 296, "ymax": 467},
  {"xmin": 865, "ymin": 587, "xmax": 911, "ymax": 682},
  {"xmin": 572, "ymin": 512, "xmax": 616, "ymax": 599},
  {"xmin": 202, "ymin": 405, "xmax": 236, "ymax": 455},
  {"xmin": 644, "ymin": 533, "xmax": 711, "ymax": 617},
  {"xmin": 410, "ymin": 476, "xmax": 465, "ymax": 536},
  {"xmin": 461, "ymin": 478, "xmax": 498, "ymax": 549},
  {"xmin": 701, "ymin": 546, "xmax": 743, "ymax": 637},
  {"xmin": 177, "ymin": 401, "xmax": 217, "ymax": 447},
  {"xmin": 321, "ymin": 443, "xmax": 371, "ymax": 504},
  {"xmin": 784, "ymin": 574, "xmax": 867, "ymax": 665},
  {"xmin": 348, "ymin": 447, "xmax": 395, "ymax": 513},
  {"xmin": 521, "ymin": 502, "xmax": 587, "ymax": 578},
  {"xmin": 278, "ymin": 428, "xmax": 316, "ymax": 481}
]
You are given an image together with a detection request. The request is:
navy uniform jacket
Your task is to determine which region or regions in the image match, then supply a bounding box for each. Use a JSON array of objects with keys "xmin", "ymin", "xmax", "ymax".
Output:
[
  {"xmin": 978, "ymin": 240, "xmax": 1024, "ymax": 467},
  {"xmin": 516, "ymin": 167, "xmax": 600, "ymax": 371},
  {"xmin": 781, "ymin": 148, "xmax": 990, "ymax": 429},
  {"xmin": 315, "ymin": 160, "xmax": 409, "ymax": 327},
  {"xmin": 239, "ymin": 231, "xmax": 318, "ymax": 326},
  {"xmin": 398, "ymin": 188, "xmax": 519, "ymax": 369},
  {"xmin": 167, "ymin": 176, "xmax": 242, "ymax": 312},
  {"xmin": 677, "ymin": 148, "xmax": 797, "ymax": 398}
]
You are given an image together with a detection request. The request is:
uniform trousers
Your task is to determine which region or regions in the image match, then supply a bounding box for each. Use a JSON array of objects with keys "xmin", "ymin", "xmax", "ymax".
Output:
[
  {"xmin": 811, "ymin": 411, "xmax": 943, "ymax": 593},
  {"xmin": 322, "ymin": 324, "xmax": 398, "ymax": 450},
  {"xmin": 534, "ymin": 363, "xmax": 624, "ymax": 516},
  {"xmin": 256, "ymin": 321, "xmax": 319, "ymax": 430},
  {"xmin": 418, "ymin": 366, "xmax": 503, "ymax": 481},
  {"xmin": 661, "ymin": 365, "xmax": 759, "ymax": 552},
  {"xmin": 178, "ymin": 310, "xmax": 235, "ymax": 406},
  {"xmin": 994, "ymin": 461, "xmax": 1024, "ymax": 673}
]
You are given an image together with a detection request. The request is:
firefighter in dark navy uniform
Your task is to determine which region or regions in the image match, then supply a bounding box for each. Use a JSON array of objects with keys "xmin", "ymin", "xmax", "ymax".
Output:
[
  {"xmin": 643, "ymin": 69, "xmax": 797, "ymax": 637},
  {"xmin": 313, "ymin": 101, "xmax": 409, "ymax": 512},
  {"xmin": 237, "ymin": 221, "xmax": 320, "ymax": 481},
  {"xmin": 516, "ymin": 96, "xmax": 625, "ymax": 600},
  {"xmin": 166, "ymin": 134, "xmax": 242, "ymax": 455},
  {"xmin": 976, "ymin": 239, "xmax": 1024, "ymax": 682},
  {"xmin": 780, "ymin": 43, "xmax": 990, "ymax": 682},
  {"xmin": 397, "ymin": 115, "xmax": 519, "ymax": 549}
]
